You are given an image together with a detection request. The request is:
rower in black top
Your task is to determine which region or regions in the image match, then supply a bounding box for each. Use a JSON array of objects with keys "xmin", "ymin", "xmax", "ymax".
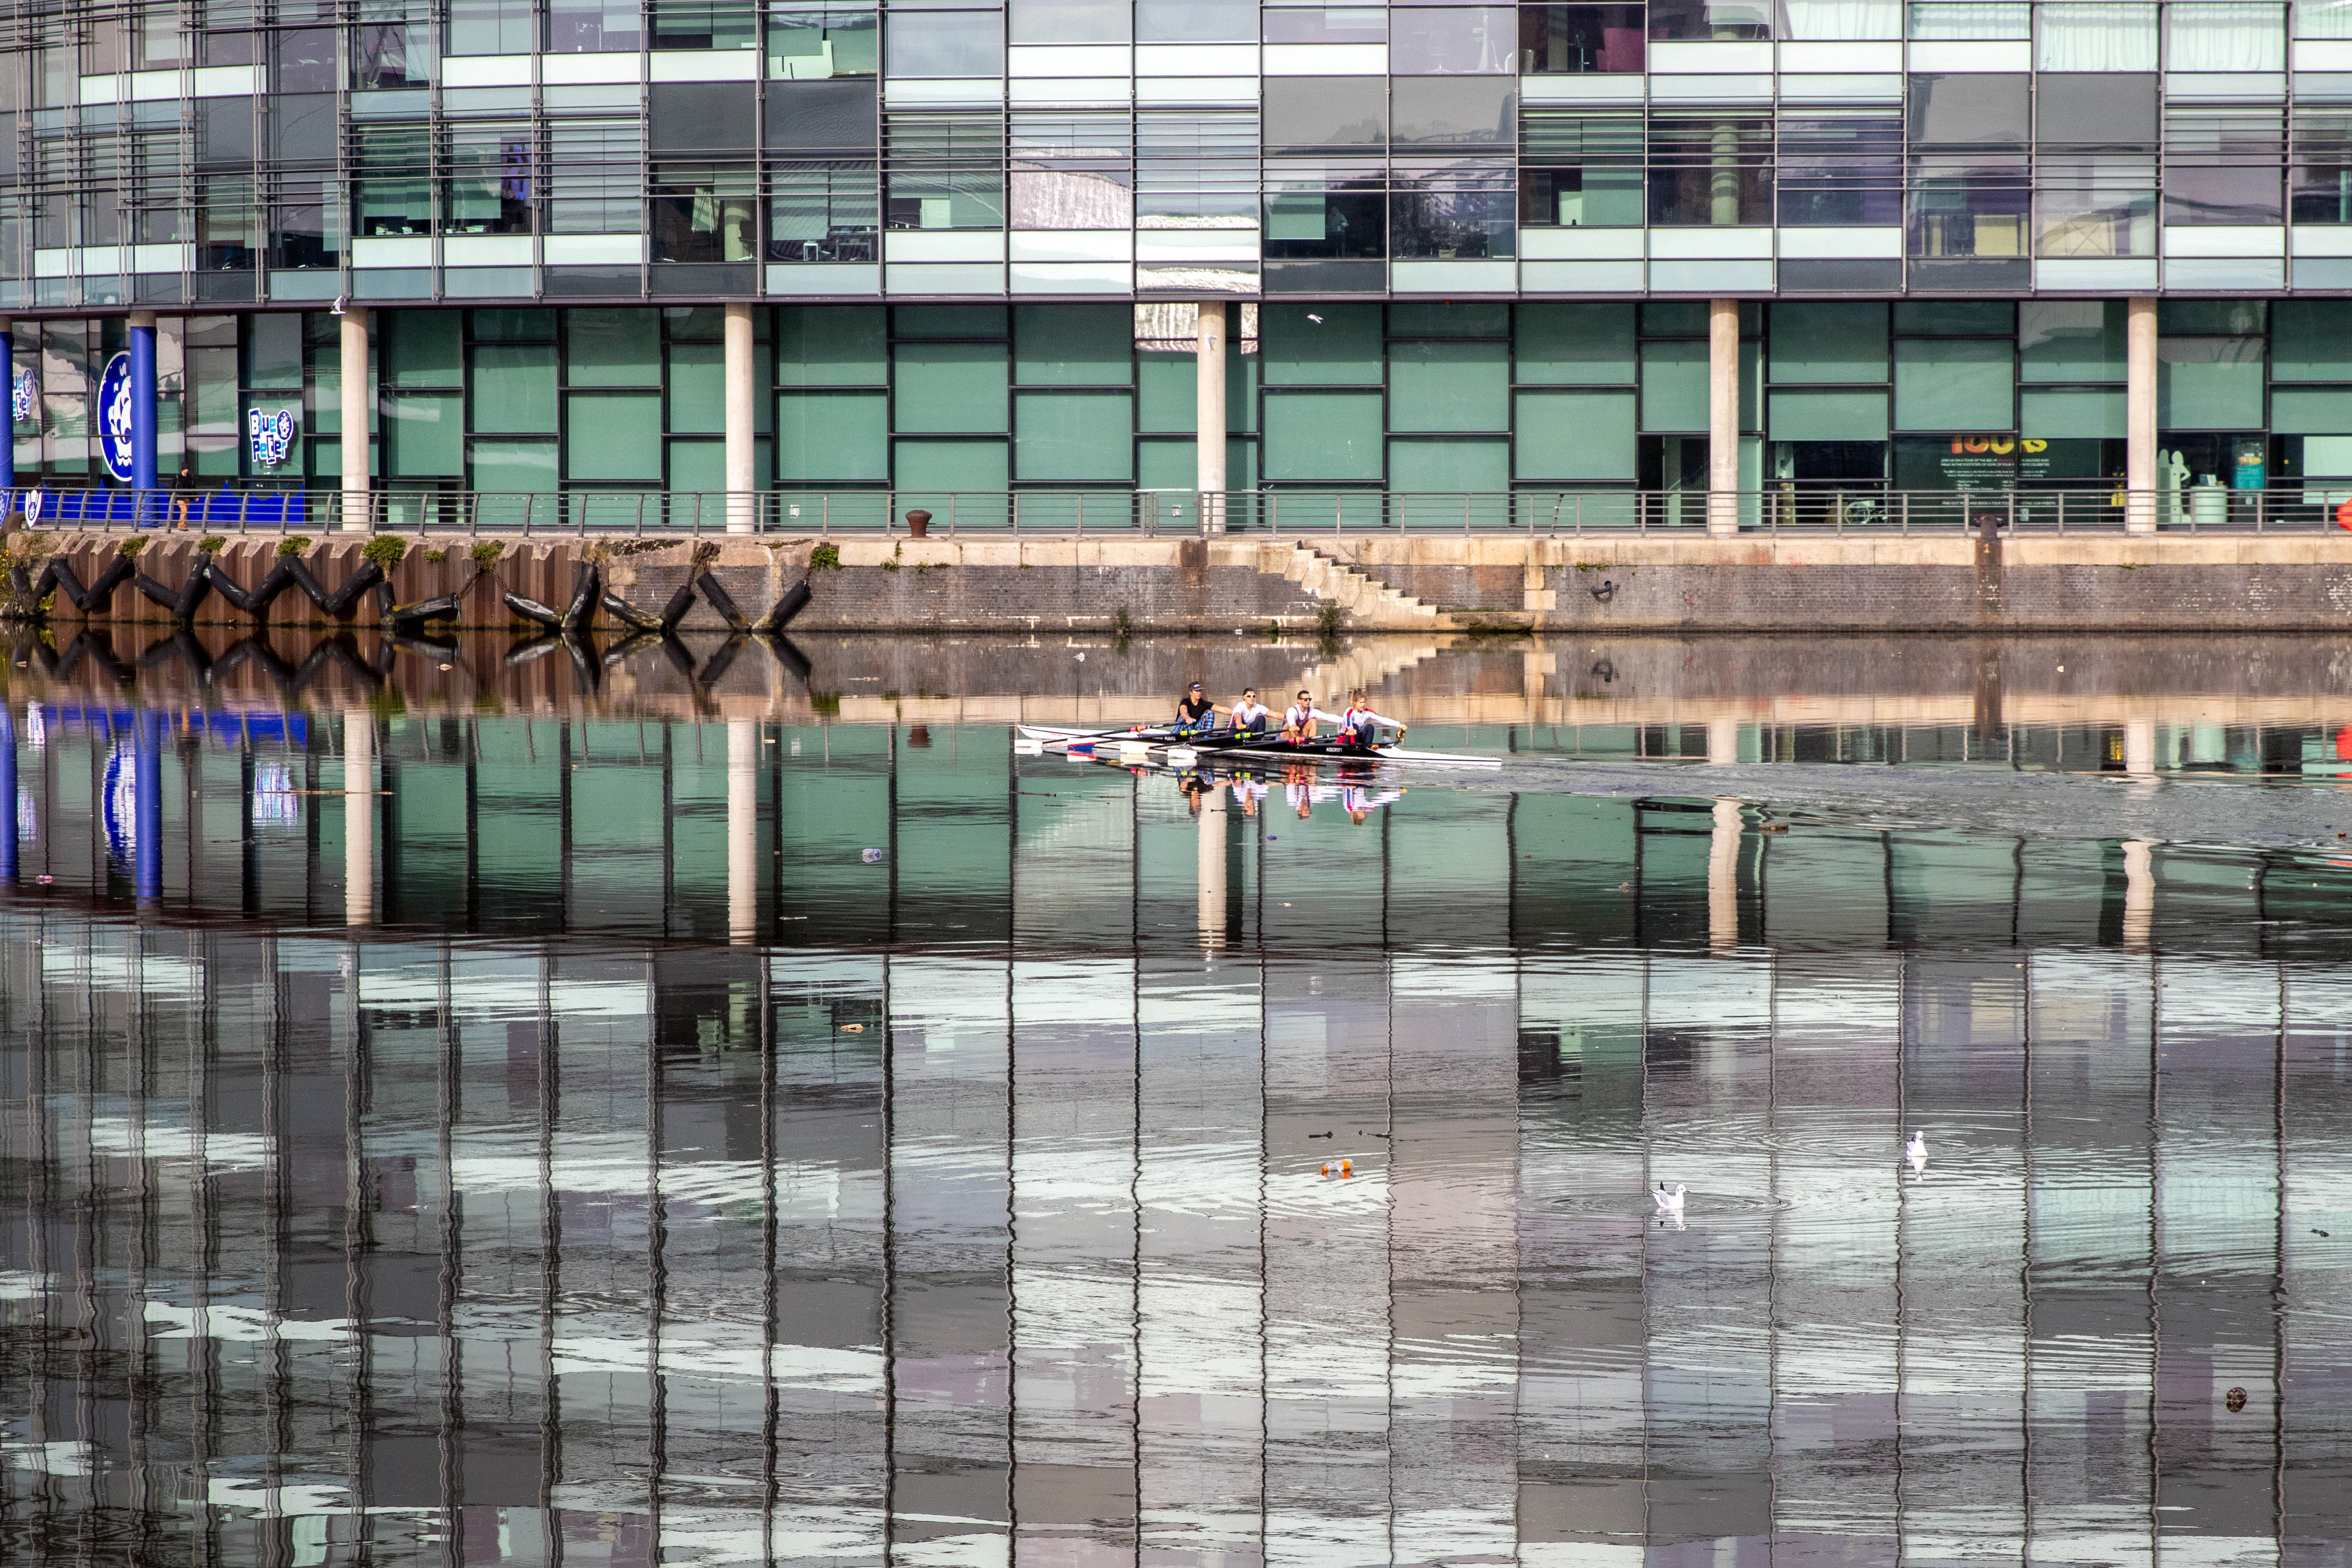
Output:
[{"xmin": 1175, "ymin": 682, "xmax": 1218, "ymax": 733}]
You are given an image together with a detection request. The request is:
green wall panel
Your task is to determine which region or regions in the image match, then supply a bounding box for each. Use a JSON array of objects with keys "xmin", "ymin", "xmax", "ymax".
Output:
[
  {"xmin": 2158, "ymin": 339, "xmax": 2264, "ymax": 429},
  {"xmin": 1014, "ymin": 390, "xmax": 1134, "ymax": 481},
  {"xmin": 1894, "ymin": 338, "xmax": 2014, "ymax": 430},
  {"xmin": 1893, "ymin": 300, "xmax": 2014, "ymax": 336},
  {"xmin": 1516, "ymin": 303, "xmax": 1636, "ymax": 385},
  {"xmin": 1639, "ymin": 341, "xmax": 1758, "ymax": 432},
  {"xmin": 1516, "ymin": 391, "xmax": 1636, "ymax": 481},
  {"xmin": 894, "ymin": 342, "xmax": 1009, "ymax": 433},
  {"xmin": 470, "ymin": 440, "xmax": 557, "ymax": 492},
  {"xmin": 471, "ymin": 344, "xmax": 557, "ymax": 434},
  {"xmin": 383, "ymin": 391, "xmax": 462, "ymax": 476},
  {"xmin": 1388, "ymin": 301, "xmax": 1509, "ymax": 337},
  {"xmin": 2019, "ymin": 300, "xmax": 2127, "ymax": 383},
  {"xmin": 1389, "ymin": 340, "xmax": 1508, "ymax": 432},
  {"xmin": 2019, "ymin": 388, "xmax": 2126, "ymax": 439},
  {"xmin": 776, "ymin": 305, "xmax": 887, "ymax": 385},
  {"xmin": 668, "ymin": 439, "xmax": 726, "ymax": 495},
  {"xmin": 2270, "ymin": 387, "xmax": 2352, "ymax": 434},
  {"xmin": 2271, "ymin": 301, "xmax": 2352, "ymax": 383},
  {"xmin": 895, "ymin": 437, "xmax": 1010, "ymax": 494},
  {"xmin": 669, "ymin": 342, "xmax": 726, "ymax": 434},
  {"xmin": 564, "ymin": 391, "xmax": 663, "ymax": 480},
  {"xmin": 473, "ymin": 308, "xmax": 556, "ymax": 343},
  {"xmin": 1389, "ymin": 438, "xmax": 1508, "ymax": 492},
  {"xmin": 1137, "ymin": 353, "xmax": 1259, "ymax": 432},
  {"xmin": 1137, "ymin": 436, "xmax": 1258, "ymax": 490},
  {"xmin": 1260, "ymin": 303, "xmax": 1383, "ymax": 385},
  {"xmin": 1769, "ymin": 389, "xmax": 1889, "ymax": 442},
  {"xmin": 1014, "ymin": 304, "xmax": 1134, "ymax": 385},
  {"xmin": 894, "ymin": 305, "xmax": 1009, "ymax": 338},
  {"xmin": 566, "ymin": 308, "xmax": 661, "ymax": 386},
  {"xmin": 384, "ymin": 312, "xmax": 462, "ymax": 389},
  {"xmin": 1769, "ymin": 302, "xmax": 1888, "ymax": 384},
  {"xmin": 777, "ymin": 390, "xmax": 889, "ymax": 482},
  {"xmin": 1262, "ymin": 389, "xmax": 1383, "ymax": 480}
]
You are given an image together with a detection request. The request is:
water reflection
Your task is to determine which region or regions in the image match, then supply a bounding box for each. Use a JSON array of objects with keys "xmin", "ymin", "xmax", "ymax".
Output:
[{"xmin": 6, "ymin": 646, "xmax": 2352, "ymax": 1566}]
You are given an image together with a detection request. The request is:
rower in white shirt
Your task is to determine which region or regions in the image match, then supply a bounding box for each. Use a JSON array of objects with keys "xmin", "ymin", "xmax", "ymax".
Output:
[
  {"xmin": 1229, "ymin": 687, "xmax": 1272, "ymax": 736},
  {"xmin": 1281, "ymin": 688, "xmax": 1343, "ymax": 742},
  {"xmin": 1335, "ymin": 688, "xmax": 1406, "ymax": 747}
]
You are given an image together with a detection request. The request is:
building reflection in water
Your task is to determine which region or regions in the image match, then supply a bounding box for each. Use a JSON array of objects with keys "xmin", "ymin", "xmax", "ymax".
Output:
[{"xmin": 5, "ymin": 704, "xmax": 2352, "ymax": 1566}]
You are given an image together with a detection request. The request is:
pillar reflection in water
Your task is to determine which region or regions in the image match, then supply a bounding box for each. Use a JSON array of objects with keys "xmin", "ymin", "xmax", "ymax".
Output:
[
  {"xmin": 4, "ymin": 706, "xmax": 2352, "ymax": 1567},
  {"xmin": 0, "ymin": 703, "xmax": 14, "ymax": 883}
]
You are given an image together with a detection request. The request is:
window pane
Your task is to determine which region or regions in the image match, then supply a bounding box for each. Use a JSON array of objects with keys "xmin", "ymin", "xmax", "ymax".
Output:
[
  {"xmin": 1907, "ymin": 158, "xmax": 2028, "ymax": 256},
  {"xmin": 1261, "ymin": 389, "xmax": 1382, "ymax": 479},
  {"xmin": 2292, "ymin": 108, "xmax": 2352, "ymax": 221},
  {"xmin": 1647, "ymin": 115, "xmax": 1772, "ymax": 225},
  {"xmin": 770, "ymin": 161, "xmax": 879, "ymax": 260},
  {"xmin": 1907, "ymin": 74, "xmax": 2027, "ymax": 146},
  {"xmin": 894, "ymin": 342, "xmax": 1010, "ymax": 432},
  {"xmin": 549, "ymin": 1, "xmax": 642, "ymax": 50},
  {"xmin": 1769, "ymin": 302, "xmax": 1887, "ymax": 383},
  {"xmin": 777, "ymin": 389, "xmax": 888, "ymax": 480},
  {"xmin": 1263, "ymin": 78, "xmax": 1388, "ymax": 150},
  {"xmin": 1783, "ymin": 0, "xmax": 1900, "ymax": 37},
  {"xmin": 564, "ymin": 391, "xmax": 664, "ymax": 478},
  {"xmin": 1905, "ymin": 0, "xmax": 2026, "ymax": 37},
  {"xmin": 1264, "ymin": 188, "xmax": 1386, "ymax": 256},
  {"xmin": 1262, "ymin": 8, "xmax": 1388, "ymax": 43},
  {"xmin": 1013, "ymin": 390, "xmax": 1133, "ymax": 481},
  {"xmin": 2035, "ymin": 179, "xmax": 2155, "ymax": 256},
  {"xmin": 473, "ymin": 344, "xmax": 558, "ymax": 431},
  {"xmin": 1517, "ymin": 6, "xmax": 1645, "ymax": 71},
  {"xmin": 2166, "ymin": 2, "xmax": 2285, "ymax": 70},
  {"xmin": 446, "ymin": 124, "xmax": 533, "ymax": 235},
  {"xmin": 767, "ymin": 5, "xmax": 880, "ymax": 75},
  {"xmin": 471, "ymin": 439, "xmax": 558, "ymax": 491},
  {"xmin": 2019, "ymin": 300, "xmax": 2126, "ymax": 380},
  {"xmin": 1391, "ymin": 78, "xmax": 1516, "ymax": 146},
  {"xmin": 1390, "ymin": 184, "xmax": 1514, "ymax": 257},
  {"xmin": 1777, "ymin": 113, "xmax": 1902, "ymax": 225},
  {"xmin": 449, "ymin": 0, "xmax": 536, "ymax": 51},
  {"xmin": 1009, "ymin": 0, "xmax": 1131, "ymax": 44},
  {"xmin": 1647, "ymin": 0, "xmax": 1771, "ymax": 38},
  {"xmin": 649, "ymin": 0, "xmax": 757, "ymax": 49},
  {"xmin": 567, "ymin": 308, "xmax": 661, "ymax": 385},
  {"xmin": 1516, "ymin": 390, "xmax": 1635, "ymax": 479},
  {"xmin": 2034, "ymin": 74, "xmax": 2157, "ymax": 149},
  {"xmin": 1390, "ymin": 7, "xmax": 1516, "ymax": 71},
  {"xmin": 887, "ymin": 11, "xmax": 1004, "ymax": 75},
  {"xmin": 1894, "ymin": 337, "xmax": 2012, "ymax": 430},
  {"xmin": 2297, "ymin": 0, "xmax": 2352, "ymax": 37},
  {"xmin": 2035, "ymin": 2, "xmax": 2156, "ymax": 69},
  {"xmin": 1138, "ymin": 0, "xmax": 1258, "ymax": 40},
  {"xmin": 1390, "ymin": 341, "xmax": 1507, "ymax": 430},
  {"xmin": 384, "ymin": 391, "xmax": 462, "ymax": 476}
]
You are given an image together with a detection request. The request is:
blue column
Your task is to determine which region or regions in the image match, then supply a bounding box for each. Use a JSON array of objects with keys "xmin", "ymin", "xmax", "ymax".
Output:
[
  {"xmin": 0, "ymin": 704, "xmax": 16, "ymax": 885},
  {"xmin": 0, "ymin": 321, "xmax": 16, "ymax": 497},
  {"xmin": 135, "ymin": 709, "xmax": 163, "ymax": 902},
  {"xmin": 129, "ymin": 311, "xmax": 157, "ymax": 524}
]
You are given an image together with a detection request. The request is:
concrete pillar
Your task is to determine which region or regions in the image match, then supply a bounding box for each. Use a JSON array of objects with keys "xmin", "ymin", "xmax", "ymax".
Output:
[
  {"xmin": 1197, "ymin": 781, "xmax": 1227, "ymax": 949},
  {"xmin": 339, "ymin": 306, "xmax": 371, "ymax": 532},
  {"xmin": 344, "ymin": 711, "xmax": 374, "ymax": 927},
  {"xmin": 2124, "ymin": 716, "xmax": 2157, "ymax": 786},
  {"xmin": 2126, "ymin": 297, "xmax": 2157, "ymax": 535},
  {"xmin": 128, "ymin": 311, "xmax": 157, "ymax": 510},
  {"xmin": 1706, "ymin": 714, "xmax": 1740, "ymax": 768},
  {"xmin": 1196, "ymin": 302, "xmax": 1227, "ymax": 534},
  {"xmin": 725, "ymin": 301, "xmax": 757, "ymax": 534},
  {"xmin": 0, "ymin": 705, "xmax": 13, "ymax": 884},
  {"xmin": 728, "ymin": 720, "xmax": 758, "ymax": 944},
  {"xmin": 2121, "ymin": 838, "xmax": 2155, "ymax": 951},
  {"xmin": 1707, "ymin": 299, "xmax": 1740, "ymax": 537},
  {"xmin": 0, "ymin": 316, "xmax": 18, "ymax": 495},
  {"xmin": 1709, "ymin": 797, "xmax": 1741, "ymax": 951}
]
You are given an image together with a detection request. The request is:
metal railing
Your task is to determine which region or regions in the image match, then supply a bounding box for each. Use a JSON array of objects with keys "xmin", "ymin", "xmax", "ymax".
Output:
[{"xmin": 11, "ymin": 483, "xmax": 2348, "ymax": 536}]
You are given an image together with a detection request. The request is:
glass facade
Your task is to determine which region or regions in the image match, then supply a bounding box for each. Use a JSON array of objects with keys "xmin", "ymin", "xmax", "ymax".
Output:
[{"xmin": 9, "ymin": 4, "xmax": 2352, "ymax": 497}]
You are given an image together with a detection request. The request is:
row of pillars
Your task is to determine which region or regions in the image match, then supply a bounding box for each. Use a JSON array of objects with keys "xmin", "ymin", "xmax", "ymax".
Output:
[{"xmin": 1699, "ymin": 296, "xmax": 2164, "ymax": 536}]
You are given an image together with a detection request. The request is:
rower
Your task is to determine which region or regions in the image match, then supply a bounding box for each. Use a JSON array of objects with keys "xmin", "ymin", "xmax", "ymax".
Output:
[
  {"xmin": 1336, "ymin": 688, "xmax": 1406, "ymax": 748},
  {"xmin": 1281, "ymin": 689, "xmax": 1340, "ymax": 742},
  {"xmin": 1175, "ymin": 681, "xmax": 1217, "ymax": 733},
  {"xmin": 1230, "ymin": 688, "xmax": 1271, "ymax": 736}
]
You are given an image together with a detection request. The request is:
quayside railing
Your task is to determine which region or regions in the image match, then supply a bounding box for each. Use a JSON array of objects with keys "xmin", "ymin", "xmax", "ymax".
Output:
[{"xmin": 9, "ymin": 485, "xmax": 2345, "ymax": 537}]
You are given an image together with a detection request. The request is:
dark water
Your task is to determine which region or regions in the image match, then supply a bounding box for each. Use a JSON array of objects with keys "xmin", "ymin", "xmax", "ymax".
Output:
[{"xmin": 7, "ymin": 632, "xmax": 2352, "ymax": 1567}]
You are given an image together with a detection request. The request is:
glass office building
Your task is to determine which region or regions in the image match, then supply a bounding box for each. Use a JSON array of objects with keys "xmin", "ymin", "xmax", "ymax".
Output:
[{"xmin": 9, "ymin": 2, "xmax": 2352, "ymax": 502}]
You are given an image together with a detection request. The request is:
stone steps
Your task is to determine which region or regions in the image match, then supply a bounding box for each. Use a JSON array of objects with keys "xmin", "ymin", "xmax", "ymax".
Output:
[{"xmin": 1272, "ymin": 542, "xmax": 1452, "ymax": 631}]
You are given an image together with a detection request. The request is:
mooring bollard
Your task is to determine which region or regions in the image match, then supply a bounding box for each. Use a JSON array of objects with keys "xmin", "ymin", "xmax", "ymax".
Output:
[{"xmin": 906, "ymin": 508, "xmax": 931, "ymax": 538}]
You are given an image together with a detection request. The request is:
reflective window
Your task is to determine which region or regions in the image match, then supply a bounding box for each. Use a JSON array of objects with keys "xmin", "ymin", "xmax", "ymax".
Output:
[
  {"xmin": 650, "ymin": 0, "xmax": 758, "ymax": 49},
  {"xmin": 355, "ymin": 2, "xmax": 433, "ymax": 90},
  {"xmin": 1518, "ymin": 108, "xmax": 1643, "ymax": 225},
  {"xmin": 1264, "ymin": 77, "xmax": 1388, "ymax": 150},
  {"xmin": 2166, "ymin": 2, "xmax": 2286, "ymax": 70},
  {"xmin": 1264, "ymin": 183, "xmax": 1386, "ymax": 258},
  {"xmin": 1138, "ymin": 109, "xmax": 1260, "ymax": 220},
  {"xmin": 1009, "ymin": 0, "xmax": 1132, "ymax": 43},
  {"xmin": 768, "ymin": 5, "xmax": 880, "ymax": 75},
  {"xmin": 1647, "ymin": 0, "xmax": 1770, "ymax": 40},
  {"xmin": 1391, "ymin": 167, "xmax": 1516, "ymax": 257},
  {"xmin": 885, "ymin": 111, "xmax": 1008, "ymax": 227},
  {"xmin": 1905, "ymin": 0, "xmax": 2026, "ymax": 37},
  {"xmin": 1908, "ymin": 73, "xmax": 2027, "ymax": 147},
  {"xmin": 1010, "ymin": 110, "xmax": 1133, "ymax": 228},
  {"xmin": 1647, "ymin": 113, "xmax": 1771, "ymax": 225},
  {"xmin": 2163, "ymin": 108, "xmax": 2284, "ymax": 226},
  {"xmin": 1777, "ymin": 113, "xmax": 1902, "ymax": 226},
  {"xmin": 449, "ymin": 0, "xmax": 536, "ymax": 52},
  {"xmin": 770, "ymin": 160, "xmax": 880, "ymax": 260},
  {"xmin": 1390, "ymin": 8, "xmax": 1517, "ymax": 70},
  {"xmin": 2033, "ymin": 165, "xmax": 2155, "ymax": 256},
  {"xmin": 1907, "ymin": 155, "xmax": 2028, "ymax": 257},
  {"xmin": 2035, "ymin": 2, "xmax": 2155, "ymax": 70},
  {"xmin": 1782, "ymin": 0, "xmax": 1899, "ymax": 36},
  {"xmin": 1138, "ymin": 0, "xmax": 1258, "ymax": 39},
  {"xmin": 548, "ymin": 0, "xmax": 643, "ymax": 50},
  {"xmin": 887, "ymin": 10, "xmax": 1005, "ymax": 74},
  {"xmin": 2292, "ymin": 106, "xmax": 2352, "ymax": 222},
  {"xmin": 1262, "ymin": 7, "xmax": 1389, "ymax": 43},
  {"xmin": 651, "ymin": 166, "xmax": 757, "ymax": 262},
  {"xmin": 198, "ymin": 175, "xmax": 259, "ymax": 269},
  {"xmin": 270, "ymin": 180, "xmax": 343, "ymax": 269},
  {"xmin": 2034, "ymin": 73, "xmax": 2157, "ymax": 149},
  {"xmin": 1519, "ymin": 6, "xmax": 1646, "ymax": 72},
  {"xmin": 353, "ymin": 125, "xmax": 433, "ymax": 236},
  {"xmin": 446, "ymin": 122, "xmax": 534, "ymax": 235}
]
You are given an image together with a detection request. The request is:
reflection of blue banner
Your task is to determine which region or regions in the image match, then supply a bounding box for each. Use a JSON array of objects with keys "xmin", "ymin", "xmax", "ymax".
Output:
[
  {"xmin": 13, "ymin": 489, "xmax": 308, "ymax": 526},
  {"xmin": 101, "ymin": 744, "xmax": 135, "ymax": 870},
  {"xmin": 97, "ymin": 351, "xmax": 135, "ymax": 483},
  {"xmin": 41, "ymin": 705, "xmax": 308, "ymax": 750},
  {"xmin": 0, "ymin": 705, "xmax": 15, "ymax": 883}
]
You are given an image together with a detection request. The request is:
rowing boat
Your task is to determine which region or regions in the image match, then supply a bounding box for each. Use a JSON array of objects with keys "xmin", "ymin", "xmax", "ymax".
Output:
[{"xmin": 1016, "ymin": 723, "xmax": 1498, "ymax": 769}]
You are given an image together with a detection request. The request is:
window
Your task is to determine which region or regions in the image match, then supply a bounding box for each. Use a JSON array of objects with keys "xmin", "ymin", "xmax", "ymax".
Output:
[
  {"xmin": 1264, "ymin": 78, "xmax": 1388, "ymax": 151},
  {"xmin": 548, "ymin": 118, "xmax": 644, "ymax": 232},
  {"xmin": 770, "ymin": 161, "xmax": 879, "ymax": 260},
  {"xmin": 2035, "ymin": 2, "xmax": 2155, "ymax": 70},
  {"xmin": 1907, "ymin": 73, "xmax": 2027, "ymax": 147},
  {"xmin": 1138, "ymin": 0, "xmax": 1258, "ymax": 40},
  {"xmin": 1782, "ymin": 0, "xmax": 1900, "ymax": 36},
  {"xmin": 1263, "ymin": 165, "xmax": 1385, "ymax": 257},
  {"xmin": 1009, "ymin": 0, "xmax": 1132, "ymax": 43},
  {"xmin": 270, "ymin": 180, "xmax": 343, "ymax": 268},
  {"xmin": 198, "ymin": 176, "xmax": 257, "ymax": 269},
  {"xmin": 1137, "ymin": 110, "xmax": 1260, "ymax": 221},
  {"xmin": 1519, "ymin": 7, "xmax": 1645, "ymax": 72},
  {"xmin": 1262, "ymin": 7, "xmax": 1388, "ymax": 43},
  {"xmin": 276, "ymin": 29, "xmax": 337, "ymax": 93},
  {"xmin": 1010, "ymin": 111, "xmax": 1132, "ymax": 228},
  {"xmin": 2292, "ymin": 107, "xmax": 2352, "ymax": 222},
  {"xmin": 2165, "ymin": 108, "xmax": 2283, "ymax": 225},
  {"xmin": 1905, "ymin": 0, "xmax": 2025, "ymax": 35},
  {"xmin": 355, "ymin": 1, "xmax": 432, "ymax": 90},
  {"xmin": 1776, "ymin": 113, "xmax": 1901, "ymax": 226},
  {"xmin": 1519, "ymin": 108, "xmax": 1643, "ymax": 225},
  {"xmin": 1647, "ymin": 114, "xmax": 1771, "ymax": 225},
  {"xmin": 135, "ymin": 7, "xmax": 189, "ymax": 69},
  {"xmin": 2298, "ymin": 0, "xmax": 2352, "ymax": 36},
  {"xmin": 2166, "ymin": 2, "xmax": 2286, "ymax": 70},
  {"xmin": 446, "ymin": 123, "xmax": 533, "ymax": 235},
  {"xmin": 2035, "ymin": 74, "xmax": 2157, "ymax": 149},
  {"xmin": 1391, "ymin": 163, "xmax": 1515, "ymax": 257},
  {"xmin": 1647, "ymin": 0, "xmax": 1770, "ymax": 40},
  {"xmin": 652, "ymin": 3, "xmax": 759, "ymax": 49},
  {"xmin": 449, "ymin": 0, "xmax": 535, "ymax": 52},
  {"xmin": 548, "ymin": 0, "xmax": 642, "ymax": 50},
  {"xmin": 887, "ymin": 10, "xmax": 1004, "ymax": 74},
  {"xmin": 884, "ymin": 111, "xmax": 1007, "ymax": 227},
  {"xmin": 1390, "ymin": 8, "xmax": 1516, "ymax": 71},
  {"xmin": 353, "ymin": 125, "xmax": 432, "ymax": 235},
  {"xmin": 768, "ymin": 5, "xmax": 880, "ymax": 75},
  {"xmin": 1907, "ymin": 156, "xmax": 2027, "ymax": 256},
  {"xmin": 1391, "ymin": 78, "xmax": 1515, "ymax": 148},
  {"xmin": 2033, "ymin": 162, "xmax": 2155, "ymax": 255},
  {"xmin": 650, "ymin": 166, "xmax": 756, "ymax": 262}
]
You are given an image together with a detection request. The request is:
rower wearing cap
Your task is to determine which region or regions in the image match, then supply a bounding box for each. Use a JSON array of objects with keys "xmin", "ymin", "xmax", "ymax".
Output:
[
  {"xmin": 1175, "ymin": 681, "xmax": 1218, "ymax": 733},
  {"xmin": 1336, "ymin": 688, "xmax": 1406, "ymax": 748},
  {"xmin": 1230, "ymin": 688, "xmax": 1271, "ymax": 736}
]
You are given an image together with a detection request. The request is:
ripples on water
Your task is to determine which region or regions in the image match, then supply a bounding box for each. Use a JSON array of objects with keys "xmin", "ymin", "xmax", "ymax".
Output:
[{"xmin": 5, "ymin": 632, "xmax": 2352, "ymax": 1566}]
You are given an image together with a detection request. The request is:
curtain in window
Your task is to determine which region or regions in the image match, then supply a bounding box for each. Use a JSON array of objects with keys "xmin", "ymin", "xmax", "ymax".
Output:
[
  {"xmin": 1905, "ymin": 2, "xmax": 2027, "ymax": 39},
  {"xmin": 2036, "ymin": 2, "xmax": 2157, "ymax": 69},
  {"xmin": 1781, "ymin": 0, "xmax": 1900, "ymax": 37},
  {"xmin": 2168, "ymin": 3, "xmax": 2287, "ymax": 68},
  {"xmin": 2298, "ymin": 0, "xmax": 2352, "ymax": 37}
]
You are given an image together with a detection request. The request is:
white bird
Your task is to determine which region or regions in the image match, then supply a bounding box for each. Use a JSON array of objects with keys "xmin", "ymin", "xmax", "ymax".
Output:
[
  {"xmin": 1905, "ymin": 1130, "xmax": 1928, "ymax": 1176},
  {"xmin": 1651, "ymin": 1183, "xmax": 1687, "ymax": 1220},
  {"xmin": 1306, "ymin": 313, "xmax": 1324, "ymax": 324}
]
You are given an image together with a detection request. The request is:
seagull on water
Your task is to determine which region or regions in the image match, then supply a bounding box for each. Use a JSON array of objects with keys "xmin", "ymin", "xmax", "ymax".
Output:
[
  {"xmin": 1652, "ymin": 1183, "xmax": 1687, "ymax": 1221},
  {"xmin": 1905, "ymin": 1131, "xmax": 1928, "ymax": 1177}
]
